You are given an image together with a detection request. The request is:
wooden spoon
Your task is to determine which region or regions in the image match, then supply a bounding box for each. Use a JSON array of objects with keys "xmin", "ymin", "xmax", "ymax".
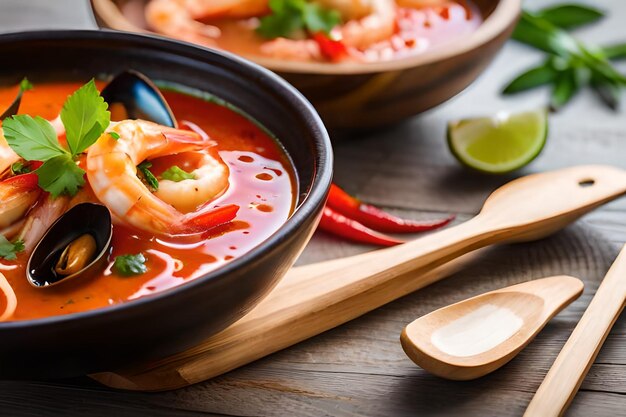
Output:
[
  {"xmin": 525, "ymin": 245, "xmax": 626, "ymax": 417},
  {"xmin": 93, "ymin": 165, "xmax": 626, "ymax": 391},
  {"xmin": 400, "ymin": 276, "xmax": 584, "ymax": 380}
]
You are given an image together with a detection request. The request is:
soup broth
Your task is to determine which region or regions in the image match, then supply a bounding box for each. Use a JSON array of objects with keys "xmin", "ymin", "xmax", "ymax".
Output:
[{"xmin": 0, "ymin": 81, "xmax": 296, "ymax": 321}]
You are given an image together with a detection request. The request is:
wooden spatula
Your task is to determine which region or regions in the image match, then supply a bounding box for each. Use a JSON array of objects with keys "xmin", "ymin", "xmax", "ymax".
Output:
[
  {"xmin": 92, "ymin": 165, "xmax": 626, "ymax": 391},
  {"xmin": 524, "ymin": 245, "xmax": 626, "ymax": 417}
]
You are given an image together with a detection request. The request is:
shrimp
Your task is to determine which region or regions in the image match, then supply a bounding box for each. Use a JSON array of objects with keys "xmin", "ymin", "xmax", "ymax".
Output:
[
  {"xmin": 178, "ymin": 0, "xmax": 269, "ymax": 19},
  {"xmin": 262, "ymin": 0, "xmax": 396, "ymax": 60},
  {"xmin": 334, "ymin": 0, "xmax": 396, "ymax": 50},
  {"xmin": 145, "ymin": 0, "xmax": 221, "ymax": 48},
  {"xmin": 86, "ymin": 120, "xmax": 235, "ymax": 235}
]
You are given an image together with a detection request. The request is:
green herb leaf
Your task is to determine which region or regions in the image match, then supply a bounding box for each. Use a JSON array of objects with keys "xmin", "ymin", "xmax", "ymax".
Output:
[
  {"xmin": 602, "ymin": 42, "xmax": 626, "ymax": 61},
  {"xmin": 503, "ymin": 60, "xmax": 557, "ymax": 94},
  {"xmin": 550, "ymin": 69, "xmax": 580, "ymax": 111},
  {"xmin": 257, "ymin": 0, "xmax": 340, "ymax": 39},
  {"xmin": 10, "ymin": 161, "xmax": 30, "ymax": 175},
  {"xmin": 302, "ymin": 2, "xmax": 341, "ymax": 34},
  {"xmin": 109, "ymin": 131, "xmax": 120, "ymax": 140},
  {"xmin": 19, "ymin": 78, "xmax": 33, "ymax": 92},
  {"xmin": 2, "ymin": 115, "xmax": 67, "ymax": 161},
  {"xmin": 113, "ymin": 253, "xmax": 147, "ymax": 276},
  {"xmin": 161, "ymin": 165, "xmax": 196, "ymax": 182},
  {"xmin": 537, "ymin": 4, "xmax": 604, "ymax": 30},
  {"xmin": 512, "ymin": 11, "xmax": 580, "ymax": 56},
  {"xmin": 36, "ymin": 154, "xmax": 86, "ymax": 198},
  {"xmin": 61, "ymin": 79, "xmax": 110, "ymax": 156},
  {"xmin": 137, "ymin": 161, "xmax": 159, "ymax": 190},
  {"xmin": 0, "ymin": 235, "xmax": 24, "ymax": 260}
]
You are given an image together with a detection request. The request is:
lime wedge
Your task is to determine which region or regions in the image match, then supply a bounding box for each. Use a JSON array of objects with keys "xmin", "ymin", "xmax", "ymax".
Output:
[{"xmin": 447, "ymin": 109, "xmax": 548, "ymax": 174}]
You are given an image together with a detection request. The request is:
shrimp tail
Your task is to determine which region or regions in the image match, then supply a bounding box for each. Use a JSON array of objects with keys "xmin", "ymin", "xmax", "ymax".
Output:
[{"xmin": 181, "ymin": 204, "xmax": 239, "ymax": 234}]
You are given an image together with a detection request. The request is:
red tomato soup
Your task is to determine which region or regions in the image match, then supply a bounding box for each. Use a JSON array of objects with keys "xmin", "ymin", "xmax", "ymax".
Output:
[{"xmin": 0, "ymin": 81, "xmax": 296, "ymax": 321}]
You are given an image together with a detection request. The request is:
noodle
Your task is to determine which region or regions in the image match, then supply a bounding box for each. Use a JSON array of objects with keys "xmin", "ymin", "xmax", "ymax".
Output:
[{"xmin": 0, "ymin": 272, "xmax": 17, "ymax": 321}]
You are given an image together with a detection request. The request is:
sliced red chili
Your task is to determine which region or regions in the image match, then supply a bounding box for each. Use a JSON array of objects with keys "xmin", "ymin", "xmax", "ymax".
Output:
[
  {"xmin": 327, "ymin": 184, "xmax": 455, "ymax": 233},
  {"xmin": 313, "ymin": 33, "xmax": 348, "ymax": 62},
  {"xmin": 318, "ymin": 206, "xmax": 404, "ymax": 247},
  {"xmin": 185, "ymin": 204, "xmax": 239, "ymax": 233}
]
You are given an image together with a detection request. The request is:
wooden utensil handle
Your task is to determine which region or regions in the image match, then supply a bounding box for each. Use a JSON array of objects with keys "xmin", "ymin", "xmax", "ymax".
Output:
[
  {"xmin": 524, "ymin": 245, "xmax": 626, "ymax": 417},
  {"xmin": 93, "ymin": 216, "xmax": 497, "ymax": 391}
]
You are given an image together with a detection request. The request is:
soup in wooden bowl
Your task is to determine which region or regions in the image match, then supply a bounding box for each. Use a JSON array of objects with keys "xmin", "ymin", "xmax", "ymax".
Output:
[{"xmin": 91, "ymin": 0, "xmax": 521, "ymax": 129}]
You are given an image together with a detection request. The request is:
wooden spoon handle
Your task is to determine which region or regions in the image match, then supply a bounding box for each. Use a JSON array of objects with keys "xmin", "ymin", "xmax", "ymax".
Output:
[
  {"xmin": 92, "ymin": 218, "xmax": 493, "ymax": 391},
  {"xmin": 524, "ymin": 245, "xmax": 626, "ymax": 417}
]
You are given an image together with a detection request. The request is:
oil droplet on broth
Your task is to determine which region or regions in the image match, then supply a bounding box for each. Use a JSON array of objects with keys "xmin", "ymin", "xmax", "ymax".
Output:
[
  {"xmin": 238, "ymin": 155, "xmax": 254, "ymax": 163},
  {"xmin": 256, "ymin": 204, "xmax": 274, "ymax": 213},
  {"xmin": 255, "ymin": 173, "xmax": 273, "ymax": 181}
]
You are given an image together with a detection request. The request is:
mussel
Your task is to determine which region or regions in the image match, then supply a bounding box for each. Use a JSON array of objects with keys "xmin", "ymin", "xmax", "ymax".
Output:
[
  {"xmin": 27, "ymin": 203, "xmax": 113, "ymax": 288},
  {"xmin": 101, "ymin": 70, "xmax": 177, "ymax": 128}
]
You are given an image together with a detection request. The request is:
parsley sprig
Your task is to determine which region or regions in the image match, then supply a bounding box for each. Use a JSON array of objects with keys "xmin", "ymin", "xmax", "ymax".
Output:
[
  {"xmin": 0, "ymin": 235, "xmax": 24, "ymax": 261},
  {"xmin": 257, "ymin": 0, "xmax": 341, "ymax": 39},
  {"xmin": 503, "ymin": 4, "xmax": 626, "ymax": 110},
  {"xmin": 113, "ymin": 253, "xmax": 147, "ymax": 276},
  {"xmin": 2, "ymin": 80, "xmax": 110, "ymax": 197}
]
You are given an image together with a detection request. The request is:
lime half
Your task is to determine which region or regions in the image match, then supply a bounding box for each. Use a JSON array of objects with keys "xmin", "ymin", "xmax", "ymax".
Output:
[{"xmin": 447, "ymin": 109, "xmax": 548, "ymax": 174}]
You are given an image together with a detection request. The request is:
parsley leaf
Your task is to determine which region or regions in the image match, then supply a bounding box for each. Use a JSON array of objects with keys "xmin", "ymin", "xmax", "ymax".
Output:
[
  {"xmin": 113, "ymin": 253, "xmax": 147, "ymax": 276},
  {"xmin": 257, "ymin": 0, "xmax": 341, "ymax": 39},
  {"xmin": 0, "ymin": 235, "xmax": 24, "ymax": 261},
  {"xmin": 161, "ymin": 166, "xmax": 196, "ymax": 182},
  {"xmin": 3, "ymin": 79, "xmax": 111, "ymax": 198},
  {"xmin": 2, "ymin": 115, "xmax": 67, "ymax": 161},
  {"xmin": 61, "ymin": 79, "xmax": 111, "ymax": 155},
  {"xmin": 36, "ymin": 155, "xmax": 86, "ymax": 198},
  {"xmin": 137, "ymin": 161, "xmax": 159, "ymax": 190},
  {"xmin": 109, "ymin": 131, "xmax": 120, "ymax": 140}
]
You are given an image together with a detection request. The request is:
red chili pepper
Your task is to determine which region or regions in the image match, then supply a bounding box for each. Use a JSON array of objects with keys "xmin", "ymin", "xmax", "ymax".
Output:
[
  {"xmin": 1, "ymin": 171, "xmax": 40, "ymax": 189},
  {"xmin": 313, "ymin": 33, "xmax": 348, "ymax": 62},
  {"xmin": 326, "ymin": 184, "xmax": 455, "ymax": 233},
  {"xmin": 185, "ymin": 204, "xmax": 239, "ymax": 233},
  {"xmin": 318, "ymin": 206, "xmax": 404, "ymax": 247}
]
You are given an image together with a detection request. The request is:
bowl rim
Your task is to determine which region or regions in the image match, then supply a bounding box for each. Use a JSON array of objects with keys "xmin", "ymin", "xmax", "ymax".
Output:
[
  {"xmin": 0, "ymin": 29, "xmax": 333, "ymax": 330},
  {"xmin": 90, "ymin": 0, "xmax": 521, "ymax": 75}
]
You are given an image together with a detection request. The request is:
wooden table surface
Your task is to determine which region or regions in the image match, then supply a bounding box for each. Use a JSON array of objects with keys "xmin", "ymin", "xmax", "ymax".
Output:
[{"xmin": 1, "ymin": 0, "xmax": 626, "ymax": 416}]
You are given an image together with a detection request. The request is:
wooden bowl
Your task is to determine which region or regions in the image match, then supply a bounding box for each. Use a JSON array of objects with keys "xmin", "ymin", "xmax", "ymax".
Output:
[{"xmin": 91, "ymin": 0, "xmax": 521, "ymax": 130}]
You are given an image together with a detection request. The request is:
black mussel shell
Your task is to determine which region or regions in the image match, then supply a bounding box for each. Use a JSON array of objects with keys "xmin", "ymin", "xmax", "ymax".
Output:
[
  {"xmin": 27, "ymin": 203, "xmax": 113, "ymax": 288},
  {"xmin": 101, "ymin": 70, "xmax": 177, "ymax": 128}
]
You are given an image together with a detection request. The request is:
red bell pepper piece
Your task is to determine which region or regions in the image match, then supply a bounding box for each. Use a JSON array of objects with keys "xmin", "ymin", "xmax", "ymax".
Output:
[
  {"xmin": 318, "ymin": 206, "xmax": 404, "ymax": 247},
  {"xmin": 184, "ymin": 204, "xmax": 239, "ymax": 233},
  {"xmin": 326, "ymin": 184, "xmax": 455, "ymax": 233},
  {"xmin": 313, "ymin": 33, "xmax": 348, "ymax": 62}
]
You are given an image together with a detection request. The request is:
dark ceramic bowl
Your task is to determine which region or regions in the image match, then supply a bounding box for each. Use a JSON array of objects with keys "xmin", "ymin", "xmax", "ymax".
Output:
[{"xmin": 0, "ymin": 30, "xmax": 332, "ymax": 379}]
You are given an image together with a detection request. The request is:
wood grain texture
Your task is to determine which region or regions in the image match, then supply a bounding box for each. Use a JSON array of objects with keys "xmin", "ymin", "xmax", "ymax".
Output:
[
  {"xmin": 525, "ymin": 246, "xmax": 626, "ymax": 417},
  {"xmin": 1, "ymin": 0, "xmax": 626, "ymax": 416},
  {"xmin": 401, "ymin": 276, "xmax": 584, "ymax": 380}
]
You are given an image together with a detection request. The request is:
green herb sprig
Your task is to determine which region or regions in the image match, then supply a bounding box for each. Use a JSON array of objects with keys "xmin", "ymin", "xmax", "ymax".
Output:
[
  {"xmin": 137, "ymin": 161, "xmax": 159, "ymax": 190},
  {"xmin": 0, "ymin": 235, "xmax": 24, "ymax": 261},
  {"xmin": 503, "ymin": 4, "xmax": 626, "ymax": 110},
  {"xmin": 257, "ymin": 0, "xmax": 341, "ymax": 39},
  {"xmin": 3, "ymin": 80, "xmax": 110, "ymax": 197},
  {"xmin": 113, "ymin": 253, "xmax": 147, "ymax": 276}
]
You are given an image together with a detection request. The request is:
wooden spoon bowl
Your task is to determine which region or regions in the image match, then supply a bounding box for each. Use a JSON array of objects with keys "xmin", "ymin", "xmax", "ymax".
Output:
[
  {"xmin": 400, "ymin": 276, "xmax": 584, "ymax": 380},
  {"xmin": 89, "ymin": 0, "xmax": 521, "ymax": 130}
]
